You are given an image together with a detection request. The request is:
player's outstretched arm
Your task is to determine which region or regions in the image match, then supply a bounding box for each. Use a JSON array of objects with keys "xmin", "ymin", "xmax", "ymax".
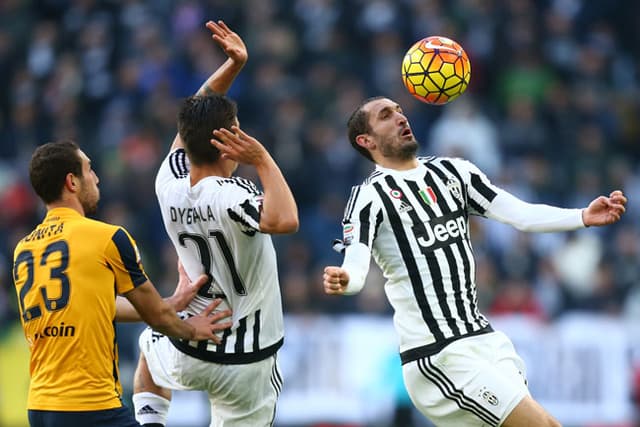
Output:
[
  {"xmin": 212, "ymin": 126, "xmax": 299, "ymax": 234},
  {"xmin": 582, "ymin": 190, "xmax": 627, "ymax": 226},
  {"xmin": 122, "ymin": 281, "xmax": 232, "ymax": 342},
  {"xmin": 115, "ymin": 262, "xmax": 210, "ymax": 321},
  {"xmin": 170, "ymin": 19, "xmax": 248, "ymax": 151}
]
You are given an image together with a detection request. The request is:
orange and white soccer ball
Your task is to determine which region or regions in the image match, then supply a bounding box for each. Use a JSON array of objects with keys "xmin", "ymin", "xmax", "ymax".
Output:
[{"xmin": 401, "ymin": 36, "xmax": 471, "ymax": 105}]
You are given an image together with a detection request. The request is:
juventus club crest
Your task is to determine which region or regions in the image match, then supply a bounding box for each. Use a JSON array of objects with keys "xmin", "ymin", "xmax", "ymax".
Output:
[{"xmin": 446, "ymin": 178, "xmax": 464, "ymax": 204}]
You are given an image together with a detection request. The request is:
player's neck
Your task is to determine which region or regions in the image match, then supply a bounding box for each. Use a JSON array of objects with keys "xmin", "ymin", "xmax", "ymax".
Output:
[
  {"xmin": 375, "ymin": 156, "xmax": 419, "ymax": 171},
  {"xmin": 190, "ymin": 162, "xmax": 235, "ymax": 186},
  {"xmin": 46, "ymin": 197, "xmax": 85, "ymax": 217}
]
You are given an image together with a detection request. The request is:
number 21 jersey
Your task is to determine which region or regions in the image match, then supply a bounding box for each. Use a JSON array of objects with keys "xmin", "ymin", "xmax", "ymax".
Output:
[{"xmin": 155, "ymin": 148, "xmax": 284, "ymax": 364}]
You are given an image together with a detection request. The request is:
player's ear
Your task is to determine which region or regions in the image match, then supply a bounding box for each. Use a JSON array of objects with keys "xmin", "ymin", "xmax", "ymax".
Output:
[
  {"xmin": 355, "ymin": 134, "xmax": 372, "ymax": 149},
  {"xmin": 64, "ymin": 173, "xmax": 78, "ymax": 192}
]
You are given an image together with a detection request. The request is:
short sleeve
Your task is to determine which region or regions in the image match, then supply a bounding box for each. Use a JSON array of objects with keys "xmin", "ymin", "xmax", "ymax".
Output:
[
  {"xmin": 225, "ymin": 177, "xmax": 264, "ymax": 235},
  {"xmin": 341, "ymin": 184, "xmax": 383, "ymax": 249},
  {"xmin": 156, "ymin": 148, "xmax": 190, "ymax": 196},
  {"xmin": 106, "ymin": 228, "xmax": 149, "ymax": 294}
]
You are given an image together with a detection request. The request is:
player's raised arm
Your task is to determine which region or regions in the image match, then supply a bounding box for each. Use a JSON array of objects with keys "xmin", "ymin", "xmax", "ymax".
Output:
[
  {"xmin": 212, "ymin": 126, "xmax": 299, "ymax": 234},
  {"xmin": 170, "ymin": 20, "xmax": 248, "ymax": 152}
]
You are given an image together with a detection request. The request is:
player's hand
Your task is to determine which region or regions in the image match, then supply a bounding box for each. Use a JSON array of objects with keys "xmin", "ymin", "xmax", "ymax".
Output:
[
  {"xmin": 582, "ymin": 190, "xmax": 627, "ymax": 226},
  {"xmin": 166, "ymin": 261, "xmax": 210, "ymax": 312},
  {"xmin": 185, "ymin": 299, "xmax": 233, "ymax": 343},
  {"xmin": 211, "ymin": 126, "xmax": 269, "ymax": 166},
  {"xmin": 206, "ymin": 20, "xmax": 248, "ymax": 66},
  {"xmin": 323, "ymin": 266, "xmax": 350, "ymax": 295}
]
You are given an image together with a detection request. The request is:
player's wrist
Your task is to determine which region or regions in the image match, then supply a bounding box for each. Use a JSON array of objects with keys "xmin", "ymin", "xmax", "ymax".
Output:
[{"xmin": 581, "ymin": 208, "xmax": 590, "ymax": 227}]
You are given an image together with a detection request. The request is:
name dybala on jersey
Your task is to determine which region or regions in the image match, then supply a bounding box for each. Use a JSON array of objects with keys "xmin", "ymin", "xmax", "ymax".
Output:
[
  {"xmin": 12, "ymin": 208, "xmax": 148, "ymax": 411},
  {"xmin": 342, "ymin": 156, "xmax": 499, "ymax": 364},
  {"xmin": 156, "ymin": 149, "xmax": 283, "ymax": 364}
]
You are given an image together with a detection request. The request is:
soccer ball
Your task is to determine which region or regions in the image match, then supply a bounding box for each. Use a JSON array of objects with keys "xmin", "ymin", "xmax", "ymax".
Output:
[{"xmin": 401, "ymin": 36, "xmax": 471, "ymax": 105}]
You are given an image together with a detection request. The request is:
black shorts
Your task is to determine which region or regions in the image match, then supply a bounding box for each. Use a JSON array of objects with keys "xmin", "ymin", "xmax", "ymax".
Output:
[{"xmin": 28, "ymin": 405, "xmax": 140, "ymax": 427}]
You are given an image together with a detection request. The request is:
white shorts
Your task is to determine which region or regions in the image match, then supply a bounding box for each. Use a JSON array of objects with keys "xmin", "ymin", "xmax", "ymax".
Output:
[
  {"xmin": 402, "ymin": 331, "xmax": 529, "ymax": 427},
  {"xmin": 138, "ymin": 327, "xmax": 282, "ymax": 427}
]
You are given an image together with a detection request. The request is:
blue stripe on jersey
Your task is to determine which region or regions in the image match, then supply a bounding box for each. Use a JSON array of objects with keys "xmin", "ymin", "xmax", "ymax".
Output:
[{"xmin": 111, "ymin": 228, "xmax": 147, "ymax": 286}]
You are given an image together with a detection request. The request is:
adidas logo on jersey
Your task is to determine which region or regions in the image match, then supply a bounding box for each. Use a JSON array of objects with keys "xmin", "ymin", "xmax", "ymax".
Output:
[{"xmin": 137, "ymin": 404, "xmax": 159, "ymax": 415}]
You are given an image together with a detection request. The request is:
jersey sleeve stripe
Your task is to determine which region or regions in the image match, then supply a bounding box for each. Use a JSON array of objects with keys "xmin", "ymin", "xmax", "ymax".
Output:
[
  {"xmin": 470, "ymin": 173, "xmax": 497, "ymax": 202},
  {"xmin": 239, "ymin": 199, "xmax": 261, "ymax": 223},
  {"xmin": 169, "ymin": 149, "xmax": 189, "ymax": 179},
  {"xmin": 343, "ymin": 186, "xmax": 361, "ymax": 221},
  {"xmin": 111, "ymin": 229, "xmax": 148, "ymax": 286}
]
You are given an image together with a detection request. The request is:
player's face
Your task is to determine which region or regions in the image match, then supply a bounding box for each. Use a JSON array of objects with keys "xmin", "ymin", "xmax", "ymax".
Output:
[
  {"xmin": 364, "ymin": 98, "xmax": 418, "ymax": 161},
  {"xmin": 76, "ymin": 149, "xmax": 100, "ymax": 215}
]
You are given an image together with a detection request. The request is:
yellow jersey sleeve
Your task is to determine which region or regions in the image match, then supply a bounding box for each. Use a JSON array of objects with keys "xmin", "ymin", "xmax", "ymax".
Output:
[{"xmin": 105, "ymin": 227, "xmax": 149, "ymax": 294}]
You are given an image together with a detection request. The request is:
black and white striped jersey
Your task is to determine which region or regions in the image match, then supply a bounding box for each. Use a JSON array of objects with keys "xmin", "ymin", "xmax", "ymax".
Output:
[
  {"xmin": 155, "ymin": 148, "xmax": 283, "ymax": 364},
  {"xmin": 341, "ymin": 156, "xmax": 498, "ymax": 363}
]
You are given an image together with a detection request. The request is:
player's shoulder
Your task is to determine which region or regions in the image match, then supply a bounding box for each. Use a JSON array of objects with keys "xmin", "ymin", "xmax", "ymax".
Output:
[
  {"xmin": 79, "ymin": 216, "xmax": 130, "ymax": 240},
  {"xmin": 164, "ymin": 148, "xmax": 190, "ymax": 179},
  {"xmin": 216, "ymin": 176, "xmax": 261, "ymax": 196},
  {"xmin": 424, "ymin": 156, "xmax": 479, "ymax": 175}
]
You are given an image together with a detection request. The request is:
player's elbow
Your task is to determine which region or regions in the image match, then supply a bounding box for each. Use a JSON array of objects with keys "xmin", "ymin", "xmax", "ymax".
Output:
[
  {"xmin": 144, "ymin": 305, "xmax": 179, "ymax": 331},
  {"xmin": 260, "ymin": 213, "xmax": 299, "ymax": 234}
]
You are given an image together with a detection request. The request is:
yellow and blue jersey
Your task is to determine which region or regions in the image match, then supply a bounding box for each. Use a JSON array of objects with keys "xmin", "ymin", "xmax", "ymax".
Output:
[{"xmin": 12, "ymin": 207, "xmax": 149, "ymax": 411}]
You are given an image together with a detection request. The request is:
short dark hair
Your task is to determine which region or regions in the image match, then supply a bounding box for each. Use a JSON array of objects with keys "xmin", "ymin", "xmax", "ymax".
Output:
[
  {"xmin": 178, "ymin": 94, "xmax": 238, "ymax": 165},
  {"xmin": 346, "ymin": 96, "xmax": 386, "ymax": 162},
  {"xmin": 29, "ymin": 140, "xmax": 83, "ymax": 204}
]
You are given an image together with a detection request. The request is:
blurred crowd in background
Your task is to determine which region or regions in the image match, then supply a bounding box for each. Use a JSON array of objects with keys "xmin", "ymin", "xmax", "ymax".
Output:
[{"xmin": 1, "ymin": 0, "xmax": 640, "ymax": 419}]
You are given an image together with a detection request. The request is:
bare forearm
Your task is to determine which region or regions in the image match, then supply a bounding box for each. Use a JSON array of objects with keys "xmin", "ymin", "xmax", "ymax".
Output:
[
  {"xmin": 147, "ymin": 306, "xmax": 195, "ymax": 340},
  {"xmin": 256, "ymin": 155, "xmax": 299, "ymax": 234},
  {"xmin": 115, "ymin": 296, "xmax": 143, "ymax": 322},
  {"xmin": 197, "ymin": 58, "xmax": 244, "ymax": 96}
]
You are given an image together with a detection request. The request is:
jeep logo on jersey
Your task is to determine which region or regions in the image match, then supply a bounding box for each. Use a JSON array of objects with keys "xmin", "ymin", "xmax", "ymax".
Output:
[{"xmin": 413, "ymin": 212, "xmax": 467, "ymax": 250}]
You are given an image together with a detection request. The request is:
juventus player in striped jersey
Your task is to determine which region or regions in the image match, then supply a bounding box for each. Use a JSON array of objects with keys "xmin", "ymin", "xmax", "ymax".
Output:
[
  {"xmin": 324, "ymin": 97, "xmax": 627, "ymax": 427},
  {"xmin": 131, "ymin": 21, "xmax": 298, "ymax": 427}
]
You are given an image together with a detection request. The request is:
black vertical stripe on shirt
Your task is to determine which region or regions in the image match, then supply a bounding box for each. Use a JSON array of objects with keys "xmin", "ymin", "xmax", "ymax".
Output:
[
  {"xmin": 197, "ymin": 338, "xmax": 209, "ymax": 352},
  {"xmin": 235, "ymin": 316, "xmax": 247, "ymax": 353},
  {"xmin": 111, "ymin": 228, "xmax": 147, "ymax": 286},
  {"xmin": 216, "ymin": 328, "xmax": 232, "ymax": 353},
  {"xmin": 253, "ymin": 310, "xmax": 261, "ymax": 352},
  {"xmin": 440, "ymin": 160, "xmax": 469, "ymax": 207},
  {"xmin": 358, "ymin": 202, "xmax": 372, "ymax": 245},
  {"xmin": 432, "ymin": 161, "xmax": 486, "ymax": 329},
  {"xmin": 416, "ymin": 176, "xmax": 472, "ymax": 334},
  {"xmin": 375, "ymin": 180, "xmax": 445, "ymax": 342},
  {"xmin": 425, "ymin": 162, "xmax": 464, "ymax": 213},
  {"xmin": 404, "ymin": 179, "xmax": 460, "ymax": 336},
  {"xmin": 373, "ymin": 209, "xmax": 384, "ymax": 241}
]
